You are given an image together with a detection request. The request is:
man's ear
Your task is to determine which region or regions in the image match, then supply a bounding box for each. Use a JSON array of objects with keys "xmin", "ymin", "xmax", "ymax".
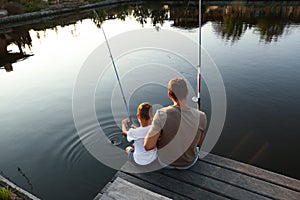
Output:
[
  {"xmin": 150, "ymin": 113, "xmax": 154, "ymax": 120},
  {"xmin": 136, "ymin": 113, "xmax": 140, "ymax": 120},
  {"xmin": 168, "ymin": 91, "xmax": 172, "ymax": 99}
]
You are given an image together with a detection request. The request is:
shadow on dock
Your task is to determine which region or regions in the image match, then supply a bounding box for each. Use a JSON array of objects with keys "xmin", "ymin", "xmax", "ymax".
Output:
[{"xmin": 96, "ymin": 153, "xmax": 300, "ymax": 200}]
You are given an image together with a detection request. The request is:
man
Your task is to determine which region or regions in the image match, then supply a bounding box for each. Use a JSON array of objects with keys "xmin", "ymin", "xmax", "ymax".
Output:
[{"xmin": 144, "ymin": 78, "xmax": 207, "ymax": 169}]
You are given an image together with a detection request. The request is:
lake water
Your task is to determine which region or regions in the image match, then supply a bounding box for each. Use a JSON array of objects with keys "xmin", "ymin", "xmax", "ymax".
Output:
[{"xmin": 0, "ymin": 1, "xmax": 300, "ymax": 199}]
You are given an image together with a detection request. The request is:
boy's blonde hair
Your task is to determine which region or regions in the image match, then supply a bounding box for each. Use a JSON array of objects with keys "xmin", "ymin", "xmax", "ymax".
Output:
[{"xmin": 137, "ymin": 102, "xmax": 152, "ymax": 120}]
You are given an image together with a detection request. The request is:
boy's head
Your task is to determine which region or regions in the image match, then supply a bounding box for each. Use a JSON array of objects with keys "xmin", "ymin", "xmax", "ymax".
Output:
[
  {"xmin": 137, "ymin": 102, "xmax": 153, "ymax": 121},
  {"xmin": 168, "ymin": 78, "xmax": 188, "ymax": 102}
]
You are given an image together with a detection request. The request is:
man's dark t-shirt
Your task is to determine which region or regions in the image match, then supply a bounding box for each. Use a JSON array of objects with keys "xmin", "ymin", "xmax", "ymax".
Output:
[{"xmin": 148, "ymin": 105, "xmax": 207, "ymax": 167}]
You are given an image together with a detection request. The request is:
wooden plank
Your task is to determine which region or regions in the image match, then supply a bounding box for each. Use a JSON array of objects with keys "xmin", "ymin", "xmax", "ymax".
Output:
[
  {"xmin": 115, "ymin": 171, "xmax": 187, "ymax": 200},
  {"xmin": 93, "ymin": 193, "xmax": 103, "ymax": 200},
  {"xmin": 96, "ymin": 153, "xmax": 300, "ymax": 200},
  {"xmin": 200, "ymin": 153, "xmax": 300, "ymax": 192},
  {"xmin": 99, "ymin": 177, "xmax": 171, "ymax": 200},
  {"xmin": 99, "ymin": 182, "xmax": 112, "ymax": 195},
  {"xmin": 126, "ymin": 170, "xmax": 229, "ymax": 200},
  {"xmin": 120, "ymin": 160, "xmax": 163, "ymax": 174},
  {"xmin": 160, "ymin": 168, "xmax": 272, "ymax": 200},
  {"xmin": 191, "ymin": 161, "xmax": 300, "ymax": 200}
]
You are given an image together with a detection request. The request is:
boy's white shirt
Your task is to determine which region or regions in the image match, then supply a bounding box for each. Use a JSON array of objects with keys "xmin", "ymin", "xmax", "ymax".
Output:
[{"xmin": 127, "ymin": 125, "xmax": 157, "ymax": 165}]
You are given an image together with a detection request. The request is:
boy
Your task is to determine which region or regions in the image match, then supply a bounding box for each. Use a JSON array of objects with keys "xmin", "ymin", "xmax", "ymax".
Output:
[{"xmin": 122, "ymin": 102, "xmax": 157, "ymax": 165}]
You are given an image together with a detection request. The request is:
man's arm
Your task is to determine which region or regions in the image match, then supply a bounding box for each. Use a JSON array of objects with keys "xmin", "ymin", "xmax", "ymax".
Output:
[
  {"xmin": 197, "ymin": 112, "xmax": 207, "ymax": 146},
  {"xmin": 144, "ymin": 130, "xmax": 160, "ymax": 151},
  {"xmin": 197, "ymin": 131, "xmax": 205, "ymax": 146},
  {"xmin": 144, "ymin": 109, "xmax": 165, "ymax": 151}
]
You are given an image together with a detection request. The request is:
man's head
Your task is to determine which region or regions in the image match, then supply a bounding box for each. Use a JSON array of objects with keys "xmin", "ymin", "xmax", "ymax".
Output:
[
  {"xmin": 137, "ymin": 102, "xmax": 153, "ymax": 121},
  {"xmin": 168, "ymin": 78, "xmax": 188, "ymax": 102}
]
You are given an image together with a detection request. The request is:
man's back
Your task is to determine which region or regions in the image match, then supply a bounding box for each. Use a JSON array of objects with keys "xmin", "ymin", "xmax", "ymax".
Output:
[
  {"xmin": 144, "ymin": 78, "xmax": 207, "ymax": 169},
  {"xmin": 150, "ymin": 105, "xmax": 206, "ymax": 167}
]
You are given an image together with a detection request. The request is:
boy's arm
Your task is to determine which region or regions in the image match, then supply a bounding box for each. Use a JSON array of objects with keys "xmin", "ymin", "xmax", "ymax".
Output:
[{"xmin": 122, "ymin": 118, "xmax": 129, "ymax": 136}]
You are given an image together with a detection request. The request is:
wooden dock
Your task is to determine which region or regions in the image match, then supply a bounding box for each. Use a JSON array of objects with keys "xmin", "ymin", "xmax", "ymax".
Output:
[
  {"xmin": 0, "ymin": 175, "xmax": 40, "ymax": 200},
  {"xmin": 95, "ymin": 153, "xmax": 300, "ymax": 200}
]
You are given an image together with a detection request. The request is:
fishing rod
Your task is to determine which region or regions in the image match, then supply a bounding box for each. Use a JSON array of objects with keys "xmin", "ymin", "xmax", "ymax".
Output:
[
  {"xmin": 93, "ymin": 10, "xmax": 133, "ymax": 126},
  {"xmin": 197, "ymin": 0, "xmax": 202, "ymax": 110},
  {"xmin": 192, "ymin": 1, "xmax": 202, "ymax": 110}
]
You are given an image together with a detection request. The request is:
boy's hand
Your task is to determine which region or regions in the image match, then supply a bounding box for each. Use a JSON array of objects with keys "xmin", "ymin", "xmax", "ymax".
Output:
[
  {"xmin": 122, "ymin": 118, "xmax": 129, "ymax": 125},
  {"xmin": 121, "ymin": 118, "xmax": 129, "ymax": 136},
  {"xmin": 131, "ymin": 125, "xmax": 137, "ymax": 129}
]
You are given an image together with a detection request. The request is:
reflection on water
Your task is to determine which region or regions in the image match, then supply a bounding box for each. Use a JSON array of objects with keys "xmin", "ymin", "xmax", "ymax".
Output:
[
  {"xmin": 17, "ymin": 167, "xmax": 34, "ymax": 193},
  {"xmin": 91, "ymin": 3, "xmax": 170, "ymax": 28},
  {"xmin": 0, "ymin": 28, "xmax": 33, "ymax": 71},
  {"xmin": 206, "ymin": 4, "xmax": 300, "ymax": 42},
  {"xmin": 1, "ymin": 1, "xmax": 300, "ymax": 72},
  {"xmin": 91, "ymin": 2, "xmax": 300, "ymax": 42}
]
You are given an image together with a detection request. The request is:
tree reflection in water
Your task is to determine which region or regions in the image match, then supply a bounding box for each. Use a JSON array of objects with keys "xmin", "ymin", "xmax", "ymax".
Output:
[
  {"xmin": 92, "ymin": 3, "xmax": 170, "ymax": 28},
  {"xmin": 206, "ymin": 4, "xmax": 300, "ymax": 43},
  {"xmin": 1, "ymin": 1, "xmax": 299, "ymax": 72},
  {"xmin": 90, "ymin": 2, "xmax": 300, "ymax": 42},
  {"xmin": 256, "ymin": 16, "xmax": 287, "ymax": 43},
  {"xmin": 0, "ymin": 28, "xmax": 33, "ymax": 72}
]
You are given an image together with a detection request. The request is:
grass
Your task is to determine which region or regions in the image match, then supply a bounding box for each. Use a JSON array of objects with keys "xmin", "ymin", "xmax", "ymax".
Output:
[
  {"xmin": 0, "ymin": 186, "xmax": 11, "ymax": 200},
  {"xmin": 4, "ymin": 0, "xmax": 47, "ymax": 13},
  {"xmin": 20, "ymin": 0, "xmax": 47, "ymax": 12},
  {"xmin": 88, "ymin": 0, "xmax": 105, "ymax": 3}
]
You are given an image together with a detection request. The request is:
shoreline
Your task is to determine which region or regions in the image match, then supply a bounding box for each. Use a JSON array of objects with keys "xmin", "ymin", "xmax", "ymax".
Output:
[
  {"xmin": 0, "ymin": 0, "xmax": 132, "ymax": 29},
  {"xmin": 0, "ymin": 175, "xmax": 40, "ymax": 200},
  {"xmin": 1, "ymin": 0, "xmax": 299, "ymax": 29}
]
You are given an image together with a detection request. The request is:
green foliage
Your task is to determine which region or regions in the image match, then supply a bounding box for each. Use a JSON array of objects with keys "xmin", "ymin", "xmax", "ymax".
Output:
[
  {"xmin": 19, "ymin": 0, "xmax": 47, "ymax": 12},
  {"xmin": 88, "ymin": 0, "xmax": 104, "ymax": 3},
  {"xmin": 3, "ymin": 1, "xmax": 25, "ymax": 15},
  {"xmin": 3, "ymin": 0, "xmax": 47, "ymax": 13},
  {"xmin": 0, "ymin": 186, "xmax": 11, "ymax": 200}
]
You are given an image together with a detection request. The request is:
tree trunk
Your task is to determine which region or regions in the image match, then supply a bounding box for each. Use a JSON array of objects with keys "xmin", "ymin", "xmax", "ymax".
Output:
[{"xmin": 0, "ymin": 37, "xmax": 8, "ymax": 55}]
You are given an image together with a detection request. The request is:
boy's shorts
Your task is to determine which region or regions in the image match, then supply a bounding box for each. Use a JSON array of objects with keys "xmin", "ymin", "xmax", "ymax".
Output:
[{"xmin": 128, "ymin": 148, "xmax": 139, "ymax": 165}]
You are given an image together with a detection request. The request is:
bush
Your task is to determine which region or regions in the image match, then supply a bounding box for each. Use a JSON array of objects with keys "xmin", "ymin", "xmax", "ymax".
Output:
[
  {"xmin": 88, "ymin": 0, "xmax": 104, "ymax": 3},
  {"xmin": 0, "ymin": 186, "xmax": 11, "ymax": 200},
  {"xmin": 20, "ymin": 0, "xmax": 47, "ymax": 12},
  {"xmin": 3, "ymin": 0, "xmax": 47, "ymax": 13},
  {"xmin": 3, "ymin": 1, "xmax": 25, "ymax": 15}
]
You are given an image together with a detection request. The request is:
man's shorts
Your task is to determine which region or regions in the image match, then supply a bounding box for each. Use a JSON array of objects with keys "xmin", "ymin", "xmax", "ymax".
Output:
[{"xmin": 158, "ymin": 147, "xmax": 200, "ymax": 170}]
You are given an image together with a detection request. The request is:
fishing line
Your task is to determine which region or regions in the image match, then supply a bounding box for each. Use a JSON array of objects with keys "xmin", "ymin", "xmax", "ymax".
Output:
[
  {"xmin": 93, "ymin": 10, "xmax": 133, "ymax": 126},
  {"xmin": 107, "ymin": 132, "xmax": 123, "ymax": 146}
]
